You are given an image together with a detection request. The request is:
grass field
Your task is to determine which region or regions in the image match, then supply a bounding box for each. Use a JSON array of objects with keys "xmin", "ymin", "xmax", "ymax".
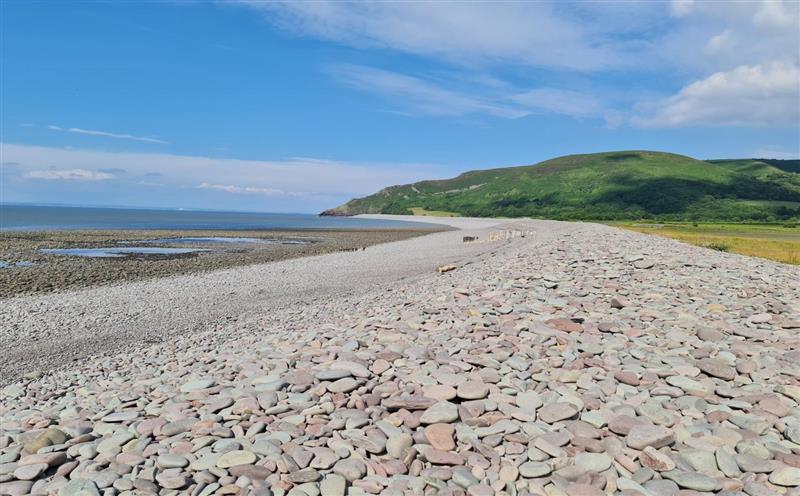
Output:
[{"xmin": 616, "ymin": 222, "xmax": 800, "ymax": 265}]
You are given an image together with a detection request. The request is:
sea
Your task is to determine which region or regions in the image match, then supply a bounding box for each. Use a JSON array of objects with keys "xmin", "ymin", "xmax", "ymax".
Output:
[{"xmin": 0, "ymin": 204, "xmax": 436, "ymax": 231}]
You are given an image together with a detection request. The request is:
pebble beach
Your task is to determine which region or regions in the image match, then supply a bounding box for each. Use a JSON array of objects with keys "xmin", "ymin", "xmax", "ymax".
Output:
[
  {"xmin": 2, "ymin": 217, "xmax": 800, "ymax": 496},
  {"xmin": 0, "ymin": 228, "xmax": 440, "ymax": 298}
]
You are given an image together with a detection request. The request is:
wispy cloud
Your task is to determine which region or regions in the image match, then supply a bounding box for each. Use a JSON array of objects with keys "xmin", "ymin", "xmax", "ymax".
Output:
[
  {"xmin": 198, "ymin": 183, "xmax": 306, "ymax": 197},
  {"xmin": 331, "ymin": 64, "xmax": 620, "ymax": 124},
  {"xmin": 243, "ymin": 2, "xmax": 632, "ymax": 71},
  {"xmin": 511, "ymin": 88, "xmax": 604, "ymax": 119},
  {"xmin": 332, "ymin": 64, "xmax": 528, "ymax": 119},
  {"xmin": 47, "ymin": 125, "xmax": 169, "ymax": 144},
  {"xmin": 240, "ymin": 1, "xmax": 800, "ymax": 129},
  {"xmin": 249, "ymin": 1, "xmax": 799, "ymax": 74},
  {"xmin": 25, "ymin": 169, "xmax": 115, "ymax": 181},
  {"xmin": 512, "ymin": 88, "xmax": 625, "ymax": 128}
]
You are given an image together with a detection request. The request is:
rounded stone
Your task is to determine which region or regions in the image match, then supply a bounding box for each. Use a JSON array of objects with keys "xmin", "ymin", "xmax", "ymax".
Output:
[
  {"xmin": 423, "ymin": 384, "xmax": 457, "ymax": 401},
  {"xmin": 519, "ymin": 461, "xmax": 551, "ymax": 478},
  {"xmin": 456, "ymin": 381, "xmax": 489, "ymax": 400},
  {"xmin": 327, "ymin": 377, "xmax": 358, "ymax": 393},
  {"xmin": 574, "ymin": 452, "xmax": 611, "ymax": 473},
  {"xmin": 61, "ymin": 479, "xmax": 101, "ymax": 496},
  {"xmin": 216, "ymin": 450, "xmax": 257, "ymax": 468},
  {"xmin": 499, "ymin": 464, "xmax": 519, "ymax": 482},
  {"xmin": 662, "ymin": 470, "xmax": 717, "ymax": 492},
  {"xmin": 24, "ymin": 428, "xmax": 67, "ymax": 455},
  {"xmin": 626, "ymin": 425, "xmax": 675, "ymax": 450},
  {"xmin": 516, "ymin": 391, "xmax": 543, "ymax": 411},
  {"xmin": 155, "ymin": 472, "xmax": 188, "ymax": 490},
  {"xmin": 100, "ymin": 411, "xmax": 139, "ymax": 423},
  {"xmin": 179, "ymin": 377, "xmax": 215, "ymax": 393},
  {"xmin": 643, "ymin": 479, "xmax": 680, "ymax": 496},
  {"xmin": 332, "ymin": 458, "xmax": 366, "ymax": 481},
  {"xmin": 452, "ymin": 466, "xmax": 479, "ymax": 488},
  {"xmin": 424, "ymin": 423, "xmax": 455, "ymax": 451},
  {"xmin": 467, "ymin": 484, "xmax": 494, "ymax": 496},
  {"xmin": 538, "ymin": 402, "xmax": 579, "ymax": 423},
  {"xmin": 566, "ymin": 483, "xmax": 605, "ymax": 496},
  {"xmin": 320, "ymin": 474, "xmax": 346, "ymax": 496},
  {"xmin": 13, "ymin": 463, "xmax": 47, "ymax": 481},
  {"xmin": 770, "ymin": 467, "xmax": 800, "ymax": 487},
  {"xmin": 420, "ymin": 401, "xmax": 459, "ymax": 424},
  {"xmin": 157, "ymin": 454, "xmax": 189, "ymax": 469},
  {"xmin": 696, "ymin": 358, "xmax": 736, "ymax": 381},
  {"xmin": 386, "ymin": 433, "xmax": 413, "ymax": 458}
]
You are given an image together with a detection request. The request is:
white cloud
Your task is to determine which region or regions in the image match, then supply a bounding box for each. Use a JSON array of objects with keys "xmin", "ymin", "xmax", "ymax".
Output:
[
  {"xmin": 633, "ymin": 62, "xmax": 800, "ymax": 127},
  {"xmin": 754, "ymin": 0, "xmax": 797, "ymax": 28},
  {"xmin": 670, "ymin": 0, "xmax": 695, "ymax": 17},
  {"xmin": 235, "ymin": 1, "xmax": 799, "ymax": 130},
  {"xmin": 198, "ymin": 183, "xmax": 305, "ymax": 197},
  {"xmin": 25, "ymin": 169, "xmax": 115, "ymax": 181},
  {"xmin": 704, "ymin": 30, "xmax": 735, "ymax": 55},
  {"xmin": 3, "ymin": 143, "xmax": 446, "ymax": 198},
  {"xmin": 658, "ymin": 1, "xmax": 800, "ymax": 73},
  {"xmin": 243, "ymin": 1, "xmax": 630, "ymax": 71},
  {"xmin": 47, "ymin": 125, "xmax": 168, "ymax": 144},
  {"xmin": 332, "ymin": 64, "xmax": 528, "ymax": 118}
]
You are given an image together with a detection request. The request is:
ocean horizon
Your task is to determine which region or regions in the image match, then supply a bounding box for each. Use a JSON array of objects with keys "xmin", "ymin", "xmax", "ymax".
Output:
[{"xmin": 0, "ymin": 204, "xmax": 437, "ymax": 231}]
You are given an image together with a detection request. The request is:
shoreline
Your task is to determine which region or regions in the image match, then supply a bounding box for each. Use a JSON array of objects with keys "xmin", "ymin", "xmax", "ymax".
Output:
[
  {"xmin": 0, "ymin": 218, "xmax": 515, "ymax": 385},
  {"xmin": 0, "ymin": 227, "xmax": 445, "ymax": 298}
]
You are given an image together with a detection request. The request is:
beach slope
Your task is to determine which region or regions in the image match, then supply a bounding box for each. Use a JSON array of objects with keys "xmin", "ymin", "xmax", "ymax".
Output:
[{"xmin": 1, "ymin": 217, "xmax": 799, "ymax": 496}]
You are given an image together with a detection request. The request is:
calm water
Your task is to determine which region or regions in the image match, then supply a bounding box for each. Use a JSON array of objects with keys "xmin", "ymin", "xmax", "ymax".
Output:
[{"xmin": 0, "ymin": 205, "xmax": 436, "ymax": 231}]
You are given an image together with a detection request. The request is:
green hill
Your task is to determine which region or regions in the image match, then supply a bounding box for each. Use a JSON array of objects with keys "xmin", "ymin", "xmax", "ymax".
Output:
[{"xmin": 322, "ymin": 151, "xmax": 800, "ymax": 222}]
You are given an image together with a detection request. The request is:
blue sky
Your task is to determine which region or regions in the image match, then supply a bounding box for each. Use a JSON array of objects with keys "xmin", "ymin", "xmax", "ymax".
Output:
[{"xmin": 1, "ymin": 1, "xmax": 799, "ymax": 213}]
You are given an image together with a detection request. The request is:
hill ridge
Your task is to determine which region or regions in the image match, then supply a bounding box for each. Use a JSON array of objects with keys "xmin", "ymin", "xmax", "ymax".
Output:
[{"xmin": 322, "ymin": 150, "xmax": 800, "ymax": 222}]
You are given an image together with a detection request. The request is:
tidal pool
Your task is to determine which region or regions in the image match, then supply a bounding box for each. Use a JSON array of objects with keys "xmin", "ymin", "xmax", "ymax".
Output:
[
  {"xmin": 0, "ymin": 261, "xmax": 34, "ymax": 268},
  {"xmin": 41, "ymin": 247, "xmax": 210, "ymax": 258}
]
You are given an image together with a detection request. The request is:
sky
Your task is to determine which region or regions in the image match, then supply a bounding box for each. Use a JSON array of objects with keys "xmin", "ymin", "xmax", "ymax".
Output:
[{"xmin": 1, "ymin": 0, "xmax": 799, "ymax": 213}]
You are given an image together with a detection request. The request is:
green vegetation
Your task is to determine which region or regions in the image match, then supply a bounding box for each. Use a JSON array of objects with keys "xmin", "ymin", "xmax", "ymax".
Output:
[
  {"xmin": 700, "ymin": 240, "xmax": 731, "ymax": 252},
  {"xmin": 408, "ymin": 207, "xmax": 461, "ymax": 217},
  {"xmin": 322, "ymin": 151, "xmax": 800, "ymax": 222},
  {"xmin": 708, "ymin": 158, "xmax": 800, "ymax": 174},
  {"xmin": 616, "ymin": 222, "xmax": 800, "ymax": 265}
]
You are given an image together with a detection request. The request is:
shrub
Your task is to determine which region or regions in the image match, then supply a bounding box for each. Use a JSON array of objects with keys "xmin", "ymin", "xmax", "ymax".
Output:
[{"xmin": 701, "ymin": 241, "xmax": 731, "ymax": 252}]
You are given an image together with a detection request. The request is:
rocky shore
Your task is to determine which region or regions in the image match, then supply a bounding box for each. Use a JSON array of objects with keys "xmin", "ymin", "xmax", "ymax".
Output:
[
  {"xmin": 1, "ymin": 219, "xmax": 800, "ymax": 496},
  {"xmin": 0, "ymin": 228, "xmax": 440, "ymax": 298}
]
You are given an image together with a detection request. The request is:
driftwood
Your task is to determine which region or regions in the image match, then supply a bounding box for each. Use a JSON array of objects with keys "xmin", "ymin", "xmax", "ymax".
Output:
[{"xmin": 437, "ymin": 264, "xmax": 457, "ymax": 273}]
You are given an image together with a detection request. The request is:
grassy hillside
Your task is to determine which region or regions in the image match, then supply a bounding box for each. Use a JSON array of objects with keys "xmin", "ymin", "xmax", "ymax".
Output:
[
  {"xmin": 323, "ymin": 151, "xmax": 800, "ymax": 222},
  {"xmin": 709, "ymin": 158, "xmax": 800, "ymax": 174}
]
